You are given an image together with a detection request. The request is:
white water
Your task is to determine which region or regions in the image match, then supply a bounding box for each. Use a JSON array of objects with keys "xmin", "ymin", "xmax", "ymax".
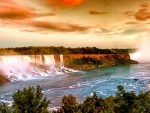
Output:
[
  {"xmin": 43, "ymin": 55, "xmax": 55, "ymax": 65},
  {"xmin": 60, "ymin": 55, "xmax": 63, "ymax": 65},
  {"xmin": 1, "ymin": 64, "xmax": 150, "ymax": 110},
  {"xmin": 0, "ymin": 55, "xmax": 74, "ymax": 81},
  {"xmin": 130, "ymin": 37, "xmax": 150, "ymax": 63}
]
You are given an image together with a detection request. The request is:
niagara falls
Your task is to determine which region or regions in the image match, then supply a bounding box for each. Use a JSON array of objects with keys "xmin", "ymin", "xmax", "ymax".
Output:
[
  {"xmin": 0, "ymin": 47, "xmax": 149, "ymax": 111},
  {"xmin": 1, "ymin": 0, "xmax": 150, "ymax": 112}
]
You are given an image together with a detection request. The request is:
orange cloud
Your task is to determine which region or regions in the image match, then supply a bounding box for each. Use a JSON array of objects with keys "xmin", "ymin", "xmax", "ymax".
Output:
[
  {"xmin": 38, "ymin": 13, "xmax": 56, "ymax": 17},
  {"xmin": 123, "ymin": 11, "xmax": 134, "ymax": 17},
  {"xmin": 28, "ymin": 21, "xmax": 90, "ymax": 32},
  {"xmin": 125, "ymin": 21, "xmax": 139, "ymax": 24},
  {"xmin": 47, "ymin": 0, "xmax": 87, "ymax": 7},
  {"xmin": 141, "ymin": 3, "xmax": 149, "ymax": 7},
  {"xmin": 0, "ymin": 3, "xmax": 36, "ymax": 20},
  {"xmin": 89, "ymin": 11, "xmax": 109, "ymax": 15},
  {"xmin": 135, "ymin": 3, "xmax": 150, "ymax": 21},
  {"xmin": 0, "ymin": 0, "xmax": 16, "ymax": 4}
]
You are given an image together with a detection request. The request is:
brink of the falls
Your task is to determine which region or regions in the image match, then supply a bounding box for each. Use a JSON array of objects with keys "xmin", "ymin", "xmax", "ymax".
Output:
[{"xmin": 0, "ymin": 55, "xmax": 75, "ymax": 81}]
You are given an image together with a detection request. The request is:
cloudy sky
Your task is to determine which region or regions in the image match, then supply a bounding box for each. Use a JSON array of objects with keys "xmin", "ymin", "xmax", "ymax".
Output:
[{"xmin": 0, "ymin": 0, "xmax": 150, "ymax": 48}]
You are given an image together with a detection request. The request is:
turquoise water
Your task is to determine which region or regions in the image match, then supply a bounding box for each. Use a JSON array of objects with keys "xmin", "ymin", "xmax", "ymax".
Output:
[{"xmin": 0, "ymin": 63, "xmax": 150, "ymax": 109}]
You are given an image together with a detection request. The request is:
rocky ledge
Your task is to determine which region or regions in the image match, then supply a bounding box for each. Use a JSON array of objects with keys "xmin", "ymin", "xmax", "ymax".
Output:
[
  {"xmin": 0, "ymin": 74, "xmax": 10, "ymax": 84},
  {"xmin": 63, "ymin": 54, "xmax": 138, "ymax": 70}
]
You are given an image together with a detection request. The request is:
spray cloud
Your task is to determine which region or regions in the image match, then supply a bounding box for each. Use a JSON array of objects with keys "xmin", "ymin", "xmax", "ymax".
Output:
[{"xmin": 130, "ymin": 34, "xmax": 150, "ymax": 62}]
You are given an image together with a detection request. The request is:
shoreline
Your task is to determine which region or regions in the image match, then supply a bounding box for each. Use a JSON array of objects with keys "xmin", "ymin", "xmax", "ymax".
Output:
[{"xmin": 0, "ymin": 53, "xmax": 138, "ymax": 84}]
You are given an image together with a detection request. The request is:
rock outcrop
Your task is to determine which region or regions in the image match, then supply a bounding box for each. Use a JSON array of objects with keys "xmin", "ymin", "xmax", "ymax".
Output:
[
  {"xmin": 0, "ymin": 74, "xmax": 10, "ymax": 84},
  {"xmin": 63, "ymin": 54, "xmax": 138, "ymax": 70}
]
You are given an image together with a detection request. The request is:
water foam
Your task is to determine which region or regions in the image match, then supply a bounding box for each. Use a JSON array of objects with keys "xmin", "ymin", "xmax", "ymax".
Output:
[{"xmin": 0, "ymin": 55, "xmax": 75, "ymax": 81}]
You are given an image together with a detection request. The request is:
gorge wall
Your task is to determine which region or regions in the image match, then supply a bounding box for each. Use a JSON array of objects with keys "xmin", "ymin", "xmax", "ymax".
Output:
[{"xmin": 63, "ymin": 54, "xmax": 138, "ymax": 70}]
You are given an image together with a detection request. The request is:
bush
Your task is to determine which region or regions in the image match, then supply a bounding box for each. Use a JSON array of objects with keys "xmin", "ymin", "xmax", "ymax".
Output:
[
  {"xmin": 12, "ymin": 85, "xmax": 50, "ymax": 113},
  {"xmin": 1, "ymin": 85, "xmax": 150, "ymax": 113},
  {"xmin": 61, "ymin": 94, "xmax": 78, "ymax": 113},
  {"xmin": 0, "ymin": 102, "xmax": 12, "ymax": 113}
]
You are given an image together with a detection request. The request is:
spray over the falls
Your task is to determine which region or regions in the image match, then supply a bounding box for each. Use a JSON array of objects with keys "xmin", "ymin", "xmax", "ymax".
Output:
[
  {"xmin": 130, "ymin": 37, "xmax": 150, "ymax": 63},
  {"xmin": 0, "ymin": 55, "xmax": 74, "ymax": 81}
]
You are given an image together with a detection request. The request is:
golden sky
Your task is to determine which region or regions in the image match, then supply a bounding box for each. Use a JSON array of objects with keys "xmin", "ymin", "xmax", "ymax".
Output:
[{"xmin": 0, "ymin": 0, "xmax": 150, "ymax": 48}]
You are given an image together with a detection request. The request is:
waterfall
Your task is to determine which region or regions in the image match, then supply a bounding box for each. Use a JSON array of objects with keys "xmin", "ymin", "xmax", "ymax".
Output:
[
  {"xmin": 43, "ymin": 55, "xmax": 55, "ymax": 65},
  {"xmin": 0, "ymin": 55, "xmax": 57, "ymax": 65},
  {"xmin": 35, "ymin": 55, "xmax": 43, "ymax": 65},
  {"xmin": 129, "ymin": 53, "xmax": 134, "ymax": 60},
  {"xmin": 0, "ymin": 55, "xmax": 75, "ymax": 81},
  {"xmin": 60, "ymin": 55, "xmax": 63, "ymax": 65}
]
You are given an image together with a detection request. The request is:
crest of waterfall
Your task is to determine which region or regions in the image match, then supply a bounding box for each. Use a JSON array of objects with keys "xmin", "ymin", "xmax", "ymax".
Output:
[
  {"xmin": 43, "ymin": 55, "xmax": 55, "ymax": 65},
  {"xmin": 0, "ymin": 55, "xmax": 75, "ymax": 81},
  {"xmin": 60, "ymin": 55, "xmax": 63, "ymax": 65},
  {"xmin": 35, "ymin": 55, "xmax": 43, "ymax": 65}
]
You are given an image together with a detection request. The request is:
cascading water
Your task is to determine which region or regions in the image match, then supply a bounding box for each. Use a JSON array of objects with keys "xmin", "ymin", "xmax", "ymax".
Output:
[
  {"xmin": 35, "ymin": 55, "xmax": 43, "ymax": 65},
  {"xmin": 44, "ymin": 55, "xmax": 55, "ymax": 65},
  {"xmin": 60, "ymin": 55, "xmax": 63, "ymax": 66},
  {"xmin": 0, "ymin": 55, "xmax": 75, "ymax": 81}
]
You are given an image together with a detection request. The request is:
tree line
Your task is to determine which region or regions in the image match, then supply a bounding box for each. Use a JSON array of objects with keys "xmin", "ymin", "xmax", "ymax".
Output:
[
  {"xmin": 0, "ymin": 46, "xmax": 136, "ymax": 55},
  {"xmin": 1, "ymin": 85, "xmax": 150, "ymax": 113}
]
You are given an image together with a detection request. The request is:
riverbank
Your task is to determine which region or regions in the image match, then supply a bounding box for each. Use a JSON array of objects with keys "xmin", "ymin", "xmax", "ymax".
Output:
[
  {"xmin": 63, "ymin": 53, "xmax": 138, "ymax": 70},
  {"xmin": 0, "ymin": 53, "xmax": 138, "ymax": 84}
]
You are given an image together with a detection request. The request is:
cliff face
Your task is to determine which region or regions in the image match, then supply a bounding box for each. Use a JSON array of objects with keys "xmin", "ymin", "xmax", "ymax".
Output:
[{"xmin": 63, "ymin": 54, "xmax": 138, "ymax": 70}]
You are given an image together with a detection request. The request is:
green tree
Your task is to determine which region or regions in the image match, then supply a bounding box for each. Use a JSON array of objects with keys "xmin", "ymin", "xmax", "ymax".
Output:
[
  {"xmin": 61, "ymin": 94, "xmax": 78, "ymax": 113},
  {"xmin": 134, "ymin": 91, "xmax": 150, "ymax": 113},
  {"xmin": 0, "ymin": 102, "xmax": 11, "ymax": 113},
  {"xmin": 12, "ymin": 85, "xmax": 50, "ymax": 113},
  {"xmin": 80, "ymin": 92, "xmax": 106, "ymax": 113},
  {"xmin": 114, "ymin": 85, "xmax": 137, "ymax": 113}
]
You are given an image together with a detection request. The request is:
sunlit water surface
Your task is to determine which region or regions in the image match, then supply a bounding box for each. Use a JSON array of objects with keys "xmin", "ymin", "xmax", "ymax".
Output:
[{"xmin": 0, "ymin": 63, "xmax": 150, "ymax": 110}]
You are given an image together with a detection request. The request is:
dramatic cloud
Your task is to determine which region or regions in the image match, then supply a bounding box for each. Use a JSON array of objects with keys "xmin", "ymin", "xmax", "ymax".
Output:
[
  {"xmin": 125, "ymin": 21, "xmax": 139, "ymax": 24},
  {"xmin": 28, "ymin": 21, "xmax": 90, "ymax": 32},
  {"xmin": 38, "ymin": 13, "xmax": 56, "ymax": 17},
  {"xmin": 135, "ymin": 3, "xmax": 150, "ymax": 21},
  {"xmin": 47, "ymin": 0, "xmax": 87, "ymax": 7},
  {"xmin": 140, "ymin": 3, "xmax": 149, "ymax": 7},
  {"xmin": 0, "ymin": 3, "xmax": 36, "ymax": 20},
  {"xmin": 89, "ymin": 11, "xmax": 109, "ymax": 15},
  {"xmin": 123, "ymin": 11, "xmax": 134, "ymax": 17}
]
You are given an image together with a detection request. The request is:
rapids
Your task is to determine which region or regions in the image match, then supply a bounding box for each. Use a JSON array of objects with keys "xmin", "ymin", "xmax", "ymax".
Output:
[
  {"xmin": 0, "ymin": 53, "xmax": 150, "ymax": 110},
  {"xmin": 0, "ymin": 63, "xmax": 150, "ymax": 110}
]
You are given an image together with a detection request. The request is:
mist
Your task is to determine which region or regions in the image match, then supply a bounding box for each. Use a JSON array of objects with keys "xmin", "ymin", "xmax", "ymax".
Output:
[
  {"xmin": 0, "ymin": 55, "xmax": 72, "ymax": 81},
  {"xmin": 130, "ymin": 37, "xmax": 150, "ymax": 63}
]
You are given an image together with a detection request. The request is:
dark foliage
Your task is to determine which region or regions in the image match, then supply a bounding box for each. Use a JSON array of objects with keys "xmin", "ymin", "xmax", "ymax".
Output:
[
  {"xmin": 68, "ymin": 57, "xmax": 103, "ymax": 65},
  {"xmin": 0, "ymin": 46, "xmax": 136, "ymax": 55},
  {"xmin": 54, "ymin": 86, "xmax": 150, "ymax": 113},
  {"xmin": 1, "ymin": 85, "xmax": 150, "ymax": 113},
  {"xmin": 0, "ymin": 103, "xmax": 11, "ymax": 113},
  {"xmin": 12, "ymin": 85, "xmax": 50, "ymax": 113},
  {"xmin": 0, "ymin": 85, "xmax": 50, "ymax": 113}
]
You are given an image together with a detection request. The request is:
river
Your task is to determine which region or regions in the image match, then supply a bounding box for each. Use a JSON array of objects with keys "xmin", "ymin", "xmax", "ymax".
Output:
[{"xmin": 0, "ymin": 63, "xmax": 150, "ymax": 110}]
